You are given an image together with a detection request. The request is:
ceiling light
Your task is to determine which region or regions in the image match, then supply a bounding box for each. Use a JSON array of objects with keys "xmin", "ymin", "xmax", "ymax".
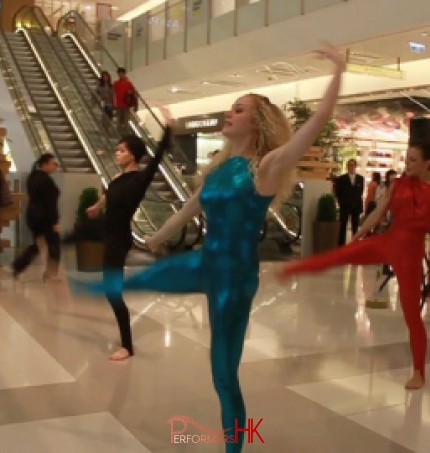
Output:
[
  {"xmin": 170, "ymin": 87, "xmax": 179, "ymax": 93},
  {"xmin": 201, "ymin": 81, "xmax": 210, "ymax": 85},
  {"xmin": 230, "ymin": 73, "xmax": 242, "ymax": 78},
  {"xmin": 409, "ymin": 41, "xmax": 426, "ymax": 53},
  {"xmin": 422, "ymin": 32, "xmax": 429, "ymax": 37},
  {"xmin": 112, "ymin": 6, "xmax": 119, "ymax": 10}
]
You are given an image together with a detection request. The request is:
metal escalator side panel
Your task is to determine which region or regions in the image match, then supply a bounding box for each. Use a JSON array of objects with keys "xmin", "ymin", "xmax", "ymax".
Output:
[
  {"xmin": 59, "ymin": 29, "xmax": 192, "ymax": 203},
  {"xmin": 15, "ymin": 28, "xmax": 99, "ymax": 174}
]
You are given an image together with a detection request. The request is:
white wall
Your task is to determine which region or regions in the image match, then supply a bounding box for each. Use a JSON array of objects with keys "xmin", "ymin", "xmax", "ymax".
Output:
[
  {"xmin": 0, "ymin": 73, "xmax": 36, "ymax": 172},
  {"xmin": 129, "ymin": 0, "xmax": 430, "ymax": 92}
]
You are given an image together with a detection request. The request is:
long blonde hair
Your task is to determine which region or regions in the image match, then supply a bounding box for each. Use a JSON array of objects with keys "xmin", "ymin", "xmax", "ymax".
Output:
[{"xmin": 200, "ymin": 94, "xmax": 295, "ymax": 207}]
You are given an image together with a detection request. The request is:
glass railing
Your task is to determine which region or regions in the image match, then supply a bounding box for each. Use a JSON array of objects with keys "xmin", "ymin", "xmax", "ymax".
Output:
[{"xmin": 124, "ymin": 0, "xmax": 348, "ymax": 68}]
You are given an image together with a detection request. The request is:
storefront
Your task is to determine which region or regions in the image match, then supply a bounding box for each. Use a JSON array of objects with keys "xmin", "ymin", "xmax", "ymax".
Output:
[{"xmin": 174, "ymin": 111, "xmax": 225, "ymax": 174}]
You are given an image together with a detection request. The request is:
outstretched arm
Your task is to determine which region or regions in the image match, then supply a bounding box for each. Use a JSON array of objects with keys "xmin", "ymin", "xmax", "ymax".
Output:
[
  {"xmin": 136, "ymin": 106, "xmax": 175, "ymax": 198},
  {"xmin": 257, "ymin": 45, "xmax": 345, "ymax": 196},
  {"xmin": 146, "ymin": 189, "xmax": 203, "ymax": 251}
]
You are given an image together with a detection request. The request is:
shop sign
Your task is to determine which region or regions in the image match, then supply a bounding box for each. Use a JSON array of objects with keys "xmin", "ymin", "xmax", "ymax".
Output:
[
  {"xmin": 346, "ymin": 63, "xmax": 404, "ymax": 79},
  {"xmin": 185, "ymin": 118, "xmax": 219, "ymax": 129},
  {"xmin": 176, "ymin": 112, "xmax": 225, "ymax": 134}
]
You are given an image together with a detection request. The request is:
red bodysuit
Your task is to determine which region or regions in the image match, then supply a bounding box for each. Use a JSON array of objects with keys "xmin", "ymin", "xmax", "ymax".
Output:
[{"xmin": 283, "ymin": 176, "xmax": 430, "ymax": 379}]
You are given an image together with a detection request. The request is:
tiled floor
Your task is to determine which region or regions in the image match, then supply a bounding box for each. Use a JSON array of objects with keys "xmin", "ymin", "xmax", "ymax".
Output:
[{"xmin": 0, "ymin": 251, "xmax": 428, "ymax": 452}]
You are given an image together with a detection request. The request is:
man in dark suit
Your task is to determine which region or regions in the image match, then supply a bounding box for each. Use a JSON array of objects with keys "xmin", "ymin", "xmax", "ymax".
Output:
[{"xmin": 334, "ymin": 158, "xmax": 364, "ymax": 245}]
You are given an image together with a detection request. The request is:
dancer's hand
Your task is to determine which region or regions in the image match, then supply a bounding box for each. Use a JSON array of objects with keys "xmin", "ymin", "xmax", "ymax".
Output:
[
  {"xmin": 154, "ymin": 103, "xmax": 175, "ymax": 127},
  {"xmin": 53, "ymin": 223, "xmax": 60, "ymax": 233},
  {"xmin": 315, "ymin": 44, "xmax": 346, "ymax": 73},
  {"xmin": 86, "ymin": 204, "xmax": 100, "ymax": 219}
]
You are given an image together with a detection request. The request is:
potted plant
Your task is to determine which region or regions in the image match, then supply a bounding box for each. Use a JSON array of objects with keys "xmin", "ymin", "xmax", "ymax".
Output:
[
  {"xmin": 312, "ymin": 193, "xmax": 339, "ymax": 254},
  {"xmin": 71, "ymin": 187, "xmax": 104, "ymax": 272},
  {"xmin": 286, "ymin": 99, "xmax": 340, "ymax": 154}
]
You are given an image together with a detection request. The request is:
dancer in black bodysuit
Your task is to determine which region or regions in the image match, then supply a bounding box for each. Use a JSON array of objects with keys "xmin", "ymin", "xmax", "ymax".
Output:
[
  {"xmin": 13, "ymin": 153, "xmax": 61, "ymax": 280},
  {"xmin": 86, "ymin": 110, "xmax": 173, "ymax": 361}
]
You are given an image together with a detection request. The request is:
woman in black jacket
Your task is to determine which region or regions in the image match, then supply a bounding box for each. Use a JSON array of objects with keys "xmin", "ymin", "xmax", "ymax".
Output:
[{"xmin": 13, "ymin": 153, "xmax": 60, "ymax": 280}]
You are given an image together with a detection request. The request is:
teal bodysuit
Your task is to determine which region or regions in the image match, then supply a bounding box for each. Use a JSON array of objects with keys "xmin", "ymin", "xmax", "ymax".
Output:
[{"xmin": 85, "ymin": 156, "xmax": 273, "ymax": 452}]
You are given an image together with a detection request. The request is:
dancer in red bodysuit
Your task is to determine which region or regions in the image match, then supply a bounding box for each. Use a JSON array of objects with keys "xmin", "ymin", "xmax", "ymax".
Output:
[{"xmin": 278, "ymin": 143, "xmax": 430, "ymax": 390}]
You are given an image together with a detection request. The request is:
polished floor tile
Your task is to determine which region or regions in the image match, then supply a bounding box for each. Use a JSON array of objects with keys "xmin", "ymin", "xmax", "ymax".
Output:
[
  {"xmin": 0, "ymin": 256, "xmax": 427, "ymax": 452},
  {"xmin": 287, "ymin": 365, "xmax": 430, "ymax": 416},
  {"xmin": 0, "ymin": 305, "xmax": 74, "ymax": 389},
  {"xmin": 348, "ymin": 392, "xmax": 430, "ymax": 453},
  {"xmin": 0, "ymin": 412, "xmax": 150, "ymax": 452}
]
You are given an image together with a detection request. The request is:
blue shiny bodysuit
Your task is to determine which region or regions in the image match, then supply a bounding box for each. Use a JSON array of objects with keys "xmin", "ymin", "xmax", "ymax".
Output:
[{"xmin": 85, "ymin": 156, "xmax": 273, "ymax": 452}]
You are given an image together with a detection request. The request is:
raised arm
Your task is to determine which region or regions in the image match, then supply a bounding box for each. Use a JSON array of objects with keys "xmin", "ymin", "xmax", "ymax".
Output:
[
  {"xmin": 257, "ymin": 45, "xmax": 345, "ymax": 195},
  {"xmin": 146, "ymin": 189, "xmax": 203, "ymax": 251},
  {"xmin": 135, "ymin": 106, "xmax": 175, "ymax": 199}
]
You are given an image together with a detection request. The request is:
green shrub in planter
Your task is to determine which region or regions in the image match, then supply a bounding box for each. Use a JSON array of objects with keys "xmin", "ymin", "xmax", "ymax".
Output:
[{"xmin": 316, "ymin": 193, "xmax": 337, "ymax": 222}]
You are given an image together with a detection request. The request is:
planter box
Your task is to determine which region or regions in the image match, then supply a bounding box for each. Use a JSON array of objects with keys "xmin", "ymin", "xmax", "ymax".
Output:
[
  {"xmin": 312, "ymin": 221, "xmax": 340, "ymax": 254},
  {"xmin": 76, "ymin": 241, "xmax": 104, "ymax": 272}
]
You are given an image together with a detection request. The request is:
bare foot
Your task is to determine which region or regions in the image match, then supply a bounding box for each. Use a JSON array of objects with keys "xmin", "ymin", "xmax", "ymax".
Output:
[
  {"xmin": 108, "ymin": 347, "xmax": 132, "ymax": 362},
  {"xmin": 405, "ymin": 371, "xmax": 424, "ymax": 390}
]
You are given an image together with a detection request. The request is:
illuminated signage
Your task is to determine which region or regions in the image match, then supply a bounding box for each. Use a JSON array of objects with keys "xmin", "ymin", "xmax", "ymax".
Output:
[
  {"xmin": 185, "ymin": 118, "xmax": 219, "ymax": 129},
  {"xmin": 346, "ymin": 63, "xmax": 404, "ymax": 79}
]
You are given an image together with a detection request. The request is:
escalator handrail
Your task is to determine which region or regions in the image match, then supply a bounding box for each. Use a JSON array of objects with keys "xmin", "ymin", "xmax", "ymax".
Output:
[
  {"xmin": 59, "ymin": 29, "xmax": 202, "ymax": 232},
  {"xmin": 58, "ymin": 30, "xmax": 192, "ymax": 208},
  {"xmin": 14, "ymin": 6, "xmax": 119, "ymax": 179},
  {"xmin": 19, "ymin": 8, "xmax": 161, "ymax": 238},
  {"xmin": 12, "ymin": 6, "xmax": 188, "ymax": 247},
  {"xmin": 17, "ymin": 27, "xmax": 104, "ymax": 176},
  {"xmin": 56, "ymin": 11, "xmax": 194, "ymax": 200},
  {"xmin": 0, "ymin": 28, "xmax": 47, "ymax": 158},
  {"xmin": 56, "ymin": 11, "xmax": 164, "ymax": 128}
]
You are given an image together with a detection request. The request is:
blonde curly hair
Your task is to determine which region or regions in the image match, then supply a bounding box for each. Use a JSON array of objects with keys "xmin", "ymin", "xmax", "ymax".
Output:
[{"xmin": 199, "ymin": 94, "xmax": 296, "ymax": 207}]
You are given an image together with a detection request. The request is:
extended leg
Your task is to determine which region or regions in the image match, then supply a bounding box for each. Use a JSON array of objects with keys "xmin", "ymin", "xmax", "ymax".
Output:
[
  {"xmin": 102, "ymin": 250, "xmax": 204, "ymax": 294},
  {"xmin": 78, "ymin": 251, "xmax": 203, "ymax": 296},
  {"xmin": 208, "ymin": 278, "xmax": 258, "ymax": 453},
  {"xmin": 283, "ymin": 234, "xmax": 390, "ymax": 278},
  {"xmin": 394, "ymin": 264, "xmax": 427, "ymax": 389}
]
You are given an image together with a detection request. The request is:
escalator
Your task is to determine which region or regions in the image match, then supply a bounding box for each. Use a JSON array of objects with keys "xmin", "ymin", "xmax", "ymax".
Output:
[
  {"xmin": 0, "ymin": 31, "xmax": 93, "ymax": 172},
  {"xmin": 11, "ymin": 5, "xmax": 202, "ymax": 249}
]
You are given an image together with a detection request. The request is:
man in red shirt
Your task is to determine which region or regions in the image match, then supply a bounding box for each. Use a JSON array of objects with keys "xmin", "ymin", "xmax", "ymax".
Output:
[{"xmin": 113, "ymin": 67, "xmax": 137, "ymax": 135}]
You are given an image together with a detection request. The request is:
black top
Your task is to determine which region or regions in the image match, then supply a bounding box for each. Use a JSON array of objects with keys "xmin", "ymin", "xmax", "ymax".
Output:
[
  {"xmin": 334, "ymin": 173, "xmax": 364, "ymax": 214},
  {"xmin": 26, "ymin": 169, "xmax": 60, "ymax": 229},
  {"xmin": 104, "ymin": 127, "xmax": 172, "ymax": 243}
]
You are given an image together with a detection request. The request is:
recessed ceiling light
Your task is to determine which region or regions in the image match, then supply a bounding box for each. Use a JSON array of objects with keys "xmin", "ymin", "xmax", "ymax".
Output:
[
  {"xmin": 112, "ymin": 6, "xmax": 119, "ymax": 10},
  {"xmin": 201, "ymin": 81, "xmax": 210, "ymax": 85},
  {"xmin": 230, "ymin": 73, "xmax": 242, "ymax": 78},
  {"xmin": 170, "ymin": 86, "xmax": 179, "ymax": 93},
  {"xmin": 422, "ymin": 32, "xmax": 429, "ymax": 37}
]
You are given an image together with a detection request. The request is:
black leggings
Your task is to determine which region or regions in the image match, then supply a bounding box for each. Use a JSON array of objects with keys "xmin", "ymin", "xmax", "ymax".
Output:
[
  {"xmin": 104, "ymin": 242, "xmax": 133, "ymax": 355},
  {"xmin": 13, "ymin": 229, "xmax": 60, "ymax": 275}
]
